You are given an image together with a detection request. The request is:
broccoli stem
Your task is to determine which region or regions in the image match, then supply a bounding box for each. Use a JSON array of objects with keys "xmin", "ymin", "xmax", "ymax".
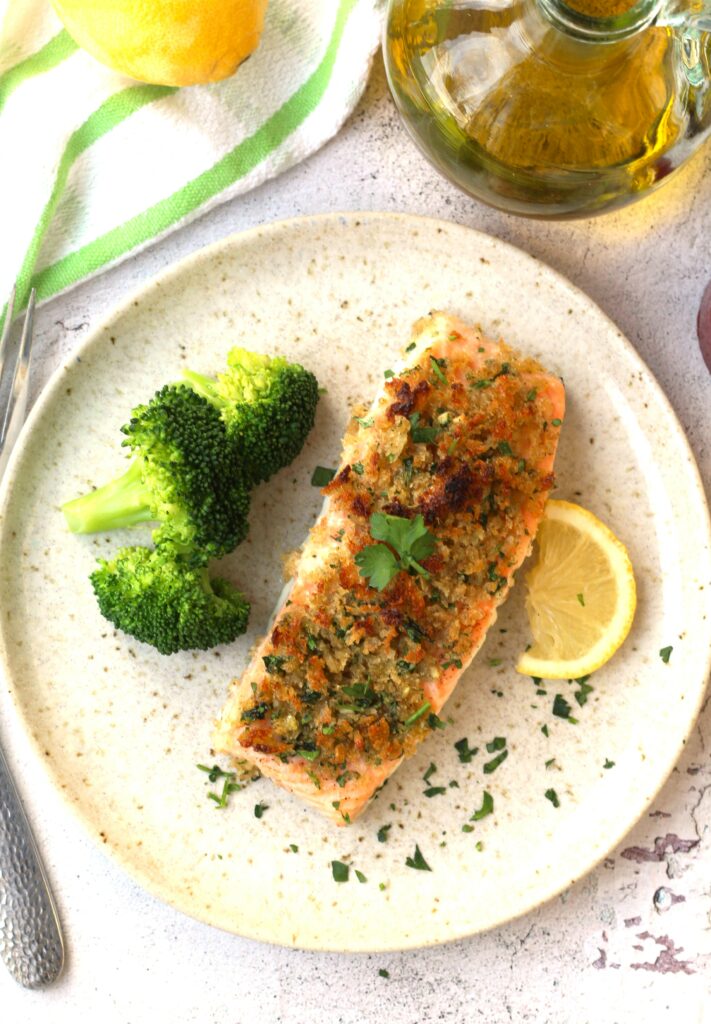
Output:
[
  {"xmin": 62, "ymin": 459, "xmax": 156, "ymax": 534},
  {"xmin": 181, "ymin": 370, "xmax": 222, "ymax": 407}
]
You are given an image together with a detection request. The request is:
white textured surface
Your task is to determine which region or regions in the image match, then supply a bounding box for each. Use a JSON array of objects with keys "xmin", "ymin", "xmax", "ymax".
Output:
[{"xmin": 1, "ymin": 58, "xmax": 710, "ymax": 1022}]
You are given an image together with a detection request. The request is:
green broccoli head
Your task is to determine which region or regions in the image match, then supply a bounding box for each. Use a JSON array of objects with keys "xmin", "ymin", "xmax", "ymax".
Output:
[
  {"xmin": 63, "ymin": 385, "xmax": 250, "ymax": 560},
  {"xmin": 90, "ymin": 545, "xmax": 250, "ymax": 655},
  {"xmin": 183, "ymin": 348, "xmax": 319, "ymax": 486}
]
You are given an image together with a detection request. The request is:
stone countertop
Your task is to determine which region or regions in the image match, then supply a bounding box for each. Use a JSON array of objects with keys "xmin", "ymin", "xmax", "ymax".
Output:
[{"xmin": 2, "ymin": 58, "xmax": 710, "ymax": 1023}]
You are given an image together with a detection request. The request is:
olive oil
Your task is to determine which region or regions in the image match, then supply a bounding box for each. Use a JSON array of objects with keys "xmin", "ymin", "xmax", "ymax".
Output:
[{"xmin": 384, "ymin": 0, "xmax": 711, "ymax": 218}]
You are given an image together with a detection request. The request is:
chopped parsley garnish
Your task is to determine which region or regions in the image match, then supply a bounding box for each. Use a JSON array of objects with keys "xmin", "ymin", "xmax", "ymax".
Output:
[
  {"xmin": 541, "ymin": 724, "xmax": 549, "ymax": 737},
  {"xmin": 471, "ymin": 790, "xmax": 494, "ymax": 821},
  {"xmin": 553, "ymin": 694, "xmax": 578, "ymax": 722},
  {"xmin": 525, "ymin": 388, "xmax": 537, "ymax": 402},
  {"xmin": 659, "ymin": 645, "xmax": 673, "ymax": 663},
  {"xmin": 406, "ymin": 341, "xmax": 416, "ymax": 352},
  {"xmin": 203, "ymin": 768, "xmax": 242, "ymax": 809},
  {"xmin": 486, "ymin": 561, "xmax": 507, "ymax": 593},
  {"xmin": 545, "ymin": 757, "xmax": 556, "ymax": 769},
  {"xmin": 197, "ymin": 763, "xmax": 233, "ymax": 783},
  {"xmin": 305, "ymin": 632, "xmax": 320, "ymax": 654},
  {"xmin": 408, "ymin": 411, "xmax": 440, "ymax": 444},
  {"xmin": 297, "ymin": 748, "xmax": 320, "ymax": 761},
  {"xmin": 497, "ymin": 440, "xmax": 513, "ymax": 456},
  {"xmin": 405, "ymin": 844, "xmax": 432, "ymax": 871},
  {"xmin": 576, "ymin": 592, "xmax": 585, "ymax": 606},
  {"xmin": 462, "ymin": 824, "xmax": 474, "ymax": 833},
  {"xmin": 404, "ymin": 617, "xmax": 429, "ymax": 643},
  {"xmin": 574, "ymin": 678, "xmax": 594, "ymax": 707},
  {"xmin": 384, "ymin": 369, "xmax": 395, "ymax": 379},
  {"xmin": 545, "ymin": 788, "xmax": 560, "ymax": 808},
  {"xmin": 311, "ymin": 465, "xmax": 336, "ymax": 487},
  {"xmin": 428, "ymin": 713, "xmax": 445, "ymax": 730},
  {"xmin": 254, "ymin": 802, "xmax": 268, "ymax": 818},
  {"xmin": 423, "ymin": 762, "xmax": 437, "ymax": 783},
  {"xmin": 377, "ymin": 823, "xmax": 392, "ymax": 843},
  {"xmin": 396, "ymin": 659, "xmax": 417, "ymax": 674},
  {"xmin": 241, "ymin": 700, "xmax": 270, "ymax": 721},
  {"xmin": 475, "ymin": 841, "xmax": 484, "ymax": 852},
  {"xmin": 603, "ymin": 758, "xmax": 615, "ymax": 769},
  {"xmin": 378, "ymin": 968, "xmax": 390, "ymax": 979},
  {"xmin": 355, "ymin": 869, "xmax": 367, "ymax": 883},
  {"xmin": 321, "ymin": 724, "xmax": 336, "ymax": 735},
  {"xmin": 355, "ymin": 512, "xmax": 437, "ymax": 591},
  {"xmin": 454, "ymin": 737, "xmax": 478, "ymax": 763},
  {"xmin": 290, "ymin": 843, "xmax": 299, "ymax": 852},
  {"xmin": 356, "ymin": 415, "xmax": 374, "ymax": 428},
  {"xmin": 332, "ymin": 860, "xmax": 349, "ymax": 882},
  {"xmin": 430, "ymin": 355, "xmax": 447, "ymax": 384},
  {"xmin": 487, "ymin": 658, "xmax": 503, "ymax": 668},
  {"xmin": 551, "ymin": 418, "xmax": 562, "ymax": 427},
  {"xmin": 483, "ymin": 749, "xmax": 508, "ymax": 774},
  {"xmin": 352, "ymin": 462, "xmax": 364, "ymax": 475},
  {"xmin": 442, "ymin": 656, "xmax": 463, "ymax": 670},
  {"xmin": 423, "ymin": 786, "xmax": 447, "ymax": 798},
  {"xmin": 341, "ymin": 682, "xmax": 378, "ymax": 707},
  {"xmin": 404, "ymin": 701, "xmax": 431, "ymax": 727},
  {"xmin": 486, "ymin": 736, "xmax": 506, "ymax": 753},
  {"xmin": 262, "ymin": 655, "xmax": 286, "ymax": 675}
]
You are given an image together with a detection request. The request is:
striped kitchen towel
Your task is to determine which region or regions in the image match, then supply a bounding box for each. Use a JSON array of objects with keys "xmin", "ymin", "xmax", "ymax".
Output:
[{"xmin": 0, "ymin": 0, "xmax": 385, "ymax": 328}]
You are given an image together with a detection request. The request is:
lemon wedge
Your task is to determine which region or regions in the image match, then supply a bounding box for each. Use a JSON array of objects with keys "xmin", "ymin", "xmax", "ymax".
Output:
[{"xmin": 516, "ymin": 500, "xmax": 636, "ymax": 680}]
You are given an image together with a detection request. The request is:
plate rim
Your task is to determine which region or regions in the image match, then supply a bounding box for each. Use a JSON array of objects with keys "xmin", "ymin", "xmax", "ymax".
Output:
[{"xmin": 1, "ymin": 210, "xmax": 710, "ymax": 952}]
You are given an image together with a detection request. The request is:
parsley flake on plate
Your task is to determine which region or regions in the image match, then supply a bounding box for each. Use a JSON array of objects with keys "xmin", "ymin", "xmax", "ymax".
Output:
[
  {"xmin": 553, "ymin": 694, "xmax": 578, "ymax": 723},
  {"xmin": 310, "ymin": 465, "xmax": 336, "ymax": 487},
  {"xmin": 377, "ymin": 823, "xmax": 392, "ymax": 843},
  {"xmin": 405, "ymin": 844, "xmax": 432, "ymax": 871},
  {"xmin": 331, "ymin": 860, "xmax": 349, "ymax": 882},
  {"xmin": 471, "ymin": 790, "xmax": 494, "ymax": 821},
  {"xmin": 483, "ymin": 749, "xmax": 508, "ymax": 774}
]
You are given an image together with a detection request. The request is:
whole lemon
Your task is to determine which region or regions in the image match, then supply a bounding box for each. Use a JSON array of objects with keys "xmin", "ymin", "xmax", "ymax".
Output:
[{"xmin": 51, "ymin": 0, "xmax": 269, "ymax": 86}]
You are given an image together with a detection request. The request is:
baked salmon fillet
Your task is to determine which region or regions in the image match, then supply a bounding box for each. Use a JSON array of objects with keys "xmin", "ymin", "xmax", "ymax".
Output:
[{"xmin": 213, "ymin": 312, "xmax": 565, "ymax": 824}]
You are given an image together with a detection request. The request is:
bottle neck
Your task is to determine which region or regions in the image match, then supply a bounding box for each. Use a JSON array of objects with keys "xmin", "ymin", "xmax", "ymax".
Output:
[{"xmin": 537, "ymin": 0, "xmax": 663, "ymax": 40}]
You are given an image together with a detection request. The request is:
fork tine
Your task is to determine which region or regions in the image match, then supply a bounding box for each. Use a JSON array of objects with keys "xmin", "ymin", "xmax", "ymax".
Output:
[
  {"xmin": 0, "ymin": 284, "xmax": 17, "ymax": 379},
  {"xmin": 0, "ymin": 288, "xmax": 36, "ymax": 454}
]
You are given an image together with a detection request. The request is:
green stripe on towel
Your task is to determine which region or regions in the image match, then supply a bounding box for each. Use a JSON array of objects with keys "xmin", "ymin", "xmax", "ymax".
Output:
[{"xmin": 0, "ymin": 31, "xmax": 78, "ymax": 115}]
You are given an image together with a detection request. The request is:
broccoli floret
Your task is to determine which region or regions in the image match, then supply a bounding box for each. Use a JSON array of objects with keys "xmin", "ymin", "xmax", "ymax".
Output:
[
  {"xmin": 63, "ymin": 385, "xmax": 250, "ymax": 560},
  {"xmin": 183, "ymin": 348, "xmax": 319, "ymax": 486},
  {"xmin": 90, "ymin": 546, "xmax": 250, "ymax": 655}
]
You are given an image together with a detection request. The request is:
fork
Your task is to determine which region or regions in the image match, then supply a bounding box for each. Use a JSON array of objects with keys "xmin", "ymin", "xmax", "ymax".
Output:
[
  {"xmin": 0, "ymin": 286, "xmax": 65, "ymax": 987},
  {"xmin": 0, "ymin": 287, "xmax": 36, "ymax": 477}
]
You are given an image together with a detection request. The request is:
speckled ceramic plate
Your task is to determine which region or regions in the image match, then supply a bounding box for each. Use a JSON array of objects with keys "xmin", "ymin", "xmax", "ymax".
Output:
[{"xmin": 1, "ymin": 213, "xmax": 710, "ymax": 952}]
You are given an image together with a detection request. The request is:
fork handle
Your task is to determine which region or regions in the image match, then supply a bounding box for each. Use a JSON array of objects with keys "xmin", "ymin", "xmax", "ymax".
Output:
[{"xmin": 0, "ymin": 742, "xmax": 64, "ymax": 987}]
